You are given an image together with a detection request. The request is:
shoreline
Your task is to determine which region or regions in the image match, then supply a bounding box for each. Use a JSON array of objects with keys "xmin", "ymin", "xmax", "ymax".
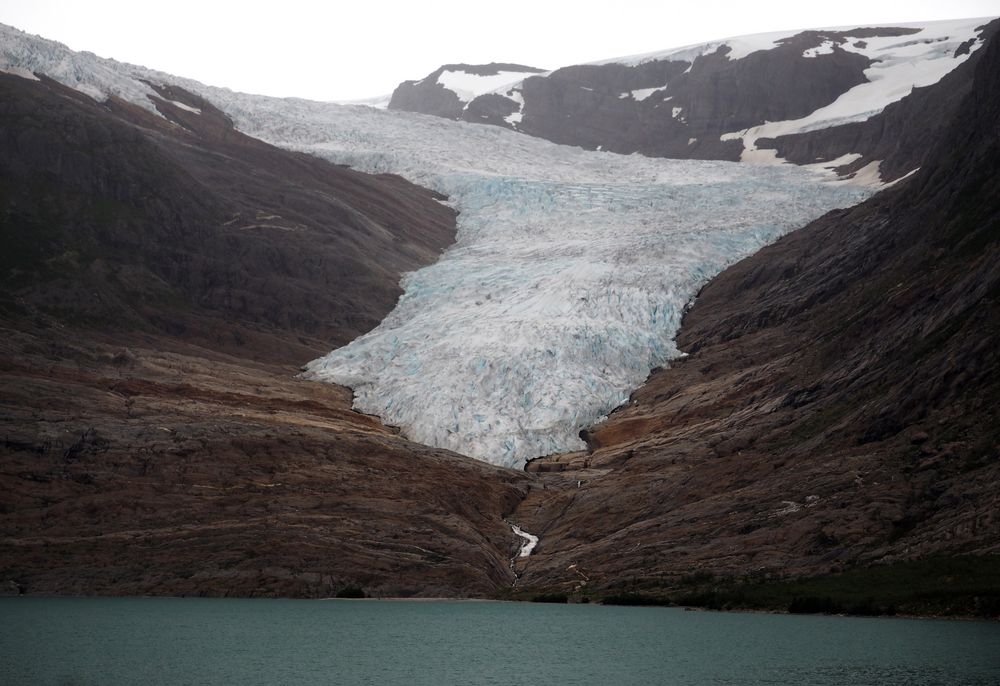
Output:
[{"xmin": 2, "ymin": 593, "xmax": 995, "ymax": 622}]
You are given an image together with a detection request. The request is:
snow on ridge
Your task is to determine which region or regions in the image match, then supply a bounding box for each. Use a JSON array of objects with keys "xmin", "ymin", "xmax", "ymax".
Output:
[
  {"xmin": 592, "ymin": 17, "xmax": 992, "ymax": 68},
  {"xmin": 437, "ymin": 69, "xmax": 540, "ymax": 103},
  {"xmin": 722, "ymin": 16, "xmax": 990, "ymax": 169},
  {"xmin": 2, "ymin": 23, "xmax": 876, "ymax": 469},
  {"xmin": 627, "ymin": 86, "xmax": 665, "ymax": 101},
  {"xmin": 164, "ymin": 99, "xmax": 201, "ymax": 114},
  {"xmin": 590, "ymin": 29, "xmax": 798, "ymax": 67},
  {"xmin": 336, "ymin": 93, "xmax": 392, "ymax": 109},
  {"xmin": 0, "ymin": 23, "xmax": 161, "ymax": 112}
]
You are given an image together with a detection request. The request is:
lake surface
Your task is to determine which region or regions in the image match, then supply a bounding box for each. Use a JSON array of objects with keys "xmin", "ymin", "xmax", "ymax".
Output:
[{"xmin": 2, "ymin": 598, "xmax": 998, "ymax": 685}]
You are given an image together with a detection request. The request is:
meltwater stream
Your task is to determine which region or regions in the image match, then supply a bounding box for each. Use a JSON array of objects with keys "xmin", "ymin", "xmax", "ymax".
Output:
[{"xmin": 209, "ymin": 96, "xmax": 873, "ymax": 468}]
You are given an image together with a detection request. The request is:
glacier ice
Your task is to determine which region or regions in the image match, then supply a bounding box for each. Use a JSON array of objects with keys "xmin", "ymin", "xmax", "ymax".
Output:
[
  {"xmin": 198, "ymin": 94, "xmax": 874, "ymax": 468},
  {"xmin": 0, "ymin": 23, "xmax": 877, "ymax": 469},
  {"xmin": 296, "ymin": 139, "xmax": 872, "ymax": 469}
]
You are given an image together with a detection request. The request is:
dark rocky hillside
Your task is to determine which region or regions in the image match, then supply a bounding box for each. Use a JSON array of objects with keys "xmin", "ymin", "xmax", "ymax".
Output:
[
  {"xmin": 515, "ymin": 18, "xmax": 1000, "ymax": 613},
  {"xmin": 0, "ymin": 73, "xmax": 456, "ymax": 359}
]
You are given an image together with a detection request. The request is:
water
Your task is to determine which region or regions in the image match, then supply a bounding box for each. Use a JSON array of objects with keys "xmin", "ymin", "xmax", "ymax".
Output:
[{"xmin": 2, "ymin": 598, "xmax": 998, "ymax": 685}]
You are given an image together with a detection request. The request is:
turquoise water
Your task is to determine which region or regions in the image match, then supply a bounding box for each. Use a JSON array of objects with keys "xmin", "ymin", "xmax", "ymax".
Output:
[{"xmin": 1, "ymin": 598, "xmax": 998, "ymax": 685}]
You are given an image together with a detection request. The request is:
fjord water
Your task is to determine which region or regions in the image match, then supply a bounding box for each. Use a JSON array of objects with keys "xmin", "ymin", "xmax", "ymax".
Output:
[{"xmin": 3, "ymin": 598, "xmax": 998, "ymax": 685}]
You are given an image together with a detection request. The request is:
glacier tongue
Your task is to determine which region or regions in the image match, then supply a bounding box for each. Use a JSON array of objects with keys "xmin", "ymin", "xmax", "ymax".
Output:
[
  {"xmin": 0, "ymin": 25, "xmax": 874, "ymax": 468},
  {"xmin": 201, "ymin": 97, "xmax": 874, "ymax": 470},
  {"xmin": 299, "ymin": 155, "xmax": 870, "ymax": 468}
]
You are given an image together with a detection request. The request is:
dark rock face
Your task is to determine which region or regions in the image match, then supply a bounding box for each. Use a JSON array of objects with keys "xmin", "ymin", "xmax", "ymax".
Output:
[
  {"xmin": 388, "ymin": 63, "xmax": 545, "ymax": 120},
  {"xmin": 516, "ymin": 22, "xmax": 1000, "ymax": 597},
  {"xmin": 0, "ymin": 72, "xmax": 457, "ymax": 359}
]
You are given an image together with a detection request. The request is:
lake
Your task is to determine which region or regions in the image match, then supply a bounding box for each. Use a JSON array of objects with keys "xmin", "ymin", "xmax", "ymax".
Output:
[{"xmin": 2, "ymin": 598, "xmax": 998, "ymax": 685}]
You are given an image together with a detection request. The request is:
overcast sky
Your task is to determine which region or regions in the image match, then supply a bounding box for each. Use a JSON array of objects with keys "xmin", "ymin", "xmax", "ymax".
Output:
[{"xmin": 1, "ymin": 1, "xmax": 997, "ymax": 101}]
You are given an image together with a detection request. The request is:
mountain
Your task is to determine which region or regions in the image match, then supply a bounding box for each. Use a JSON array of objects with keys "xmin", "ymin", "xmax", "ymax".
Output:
[
  {"xmin": 390, "ymin": 18, "xmax": 997, "ymax": 184},
  {"xmin": 1, "ymin": 19, "xmax": 998, "ymax": 612},
  {"xmin": 515, "ymin": 20, "xmax": 1000, "ymax": 612}
]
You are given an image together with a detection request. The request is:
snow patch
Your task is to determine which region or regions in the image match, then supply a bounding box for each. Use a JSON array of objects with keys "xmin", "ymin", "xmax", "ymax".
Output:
[
  {"xmin": 842, "ymin": 160, "xmax": 884, "ymax": 186},
  {"xmin": 165, "ymin": 99, "xmax": 201, "ymax": 114},
  {"xmin": 504, "ymin": 88, "xmax": 525, "ymax": 127},
  {"xmin": 803, "ymin": 40, "xmax": 836, "ymax": 58},
  {"xmin": 629, "ymin": 86, "xmax": 665, "ymax": 101},
  {"xmin": 884, "ymin": 166, "xmax": 920, "ymax": 187},
  {"xmin": 437, "ymin": 69, "xmax": 539, "ymax": 103},
  {"xmin": 510, "ymin": 523, "xmax": 539, "ymax": 558}
]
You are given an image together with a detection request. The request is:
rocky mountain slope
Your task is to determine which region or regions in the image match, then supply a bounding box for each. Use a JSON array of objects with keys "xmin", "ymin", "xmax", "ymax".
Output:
[
  {"xmin": 390, "ymin": 18, "xmax": 997, "ymax": 183},
  {"xmin": 514, "ymin": 18, "xmax": 1000, "ymax": 610}
]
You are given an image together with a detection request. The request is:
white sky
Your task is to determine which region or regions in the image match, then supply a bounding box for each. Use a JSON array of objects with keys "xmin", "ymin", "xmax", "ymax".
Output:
[{"xmin": 1, "ymin": 1, "xmax": 997, "ymax": 101}]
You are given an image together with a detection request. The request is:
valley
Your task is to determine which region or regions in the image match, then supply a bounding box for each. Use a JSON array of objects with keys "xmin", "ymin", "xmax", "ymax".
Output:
[{"xmin": 0, "ymin": 17, "xmax": 997, "ymax": 616}]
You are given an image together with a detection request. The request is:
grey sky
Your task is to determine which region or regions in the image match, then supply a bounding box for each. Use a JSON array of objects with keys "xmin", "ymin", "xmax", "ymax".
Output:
[{"xmin": 1, "ymin": 0, "xmax": 997, "ymax": 100}]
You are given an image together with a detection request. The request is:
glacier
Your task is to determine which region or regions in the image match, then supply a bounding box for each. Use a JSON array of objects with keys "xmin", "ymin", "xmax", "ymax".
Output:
[
  {"xmin": 1, "ymin": 23, "xmax": 876, "ymax": 469},
  {"xmin": 201, "ymin": 95, "xmax": 873, "ymax": 468}
]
